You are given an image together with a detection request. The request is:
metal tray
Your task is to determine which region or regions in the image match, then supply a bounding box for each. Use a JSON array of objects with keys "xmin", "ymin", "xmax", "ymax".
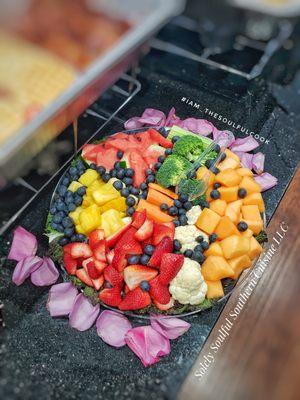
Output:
[{"xmin": 0, "ymin": 0, "xmax": 185, "ymax": 181}]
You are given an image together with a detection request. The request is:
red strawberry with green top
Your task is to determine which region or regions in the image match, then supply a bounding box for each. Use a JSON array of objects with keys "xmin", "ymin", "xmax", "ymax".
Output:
[
  {"xmin": 99, "ymin": 286, "xmax": 122, "ymax": 307},
  {"xmin": 63, "ymin": 253, "xmax": 77, "ymax": 275},
  {"xmin": 148, "ymin": 128, "xmax": 173, "ymax": 148},
  {"xmin": 104, "ymin": 265, "xmax": 124, "ymax": 287},
  {"xmin": 88, "ymin": 229, "xmax": 105, "ymax": 249},
  {"xmin": 118, "ymin": 287, "xmax": 151, "ymax": 311},
  {"xmin": 152, "ymin": 222, "xmax": 175, "ymax": 245},
  {"xmin": 76, "ymin": 268, "xmax": 93, "ymax": 287},
  {"xmin": 149, "ymin": 276, "xmax": 171, "ymax": 304},
  {"xmin": 70, "ymin": 243, "xmax": 92, "ymax": 259},
  {"xmin": 148, "ymin": 236, "xmax": 173, "ymax": 268},
  {"xmin": 159, "ymin": 253, "xmax": 184, "ymax": 285},
  {"xmin": 93, "ymin": 240, "xmax": 107, "ymax": 262},
  {"xmin": 123, "ymin": 265, "xmax": 158, "ymax": 291},
  {"xmin": 92, "ymin": 275, "xmax": 104, "ymax": 291},
  {"xmin": 132, "ymin": 210, "xmax": 146, "ymax": 229},
  {"xmin": 134, "ymin": 219, "xmax": 154, "ymax": 242}
]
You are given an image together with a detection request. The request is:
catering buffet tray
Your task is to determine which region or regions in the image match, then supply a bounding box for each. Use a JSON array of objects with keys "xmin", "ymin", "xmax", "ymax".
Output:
[{"xmin": 0, "ymin": 0, "xmax": 185, "ymax": 181}]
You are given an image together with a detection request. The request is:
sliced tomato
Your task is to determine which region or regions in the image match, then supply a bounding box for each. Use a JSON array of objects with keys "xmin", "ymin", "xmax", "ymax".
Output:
[
  {"xmin": 129, "ymin": 150, "xmax": 147, "ymax": 187},
  {"xmin": 135, "ymin": 131, "xmax": 152, "ymax": 151},
  {"xmin": 97, "ymin": 148, "xmax": 117, "ymax": 170}
]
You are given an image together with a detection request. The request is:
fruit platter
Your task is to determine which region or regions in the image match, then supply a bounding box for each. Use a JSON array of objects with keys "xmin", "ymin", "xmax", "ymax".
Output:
[{"xmin": 45, "ymin": 109, "xmax": 276, "ymax": 316}]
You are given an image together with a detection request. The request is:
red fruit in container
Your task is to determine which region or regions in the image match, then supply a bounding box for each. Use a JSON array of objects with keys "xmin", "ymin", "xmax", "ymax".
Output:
[
  {"xmin": 88, "ymin": 229, "xmax": 105, "ymax": 249},
  {"xmin": 132, "ymin": 210, "xmax": 147, "ymax": 229},
  {"xmin": 129, "ymin": 151, "xmax": 148, "ymax": 187},
  {"xmin": 152, "ymin": 222, "xmax": 175, "ymax": 246},
  {"xmin": 94, "ymin": 259, "xmax": 107, "ymax": 274},
  {"xmin": 92, "ymin": 275, "xmax": 104, "ymax": 291},
  {"xmin": 99, "ymin": 286, "xmax": 122, "ymax": 307},
  {"xmin": 97, "ymin": 148, "xmax": 117, "ymax": 170},
  {"xmin": 106, "ymin": 249, "xmax": 115, "ymax": 264},
  {"xmin": 106, "ymin": 222, "xmax": 132, "ymax": 248},
  {"xmin": 63, "ymin": 253, "xmax": 77, "ymax": 275},
  {"xmin": 134, "ymin": 219, "xmax": 154, "ymax": 242},
  {"xmin": 87, "ymin": 262, "xmax": 102, "ymax": 280},
  {"xmin": 70, "ymin": 243, "xmax": 92, "ymax": 259},
  {"xmin": 104, "ymin": 265, "xmax": 124, "ymax": 287},
  {"xmin": 148, "ymin": 237, "xmax": 173, "ymax": 268},
  {"xmin": 76, "ymin": 268, "xmax": 93, "ymax": 287},
  {"xmin": 111, "ymin": 251, "xmax": 127, "ymax": 272},
  {"xmin": 159, "ymin": 253, "xmax": 184, "ymax": 285},
  {"xmin": 123, "ymin": 265, "xmax": 158, "ymax": 291},
  {"xmin": 118, "ymin": 287, "xmax": 151, "ymax": 311},
  {"xmin": 93, "ymin": 240, "xmax": 107, "ymax": 262},
  {"xmin": 148, "ymin": 128, "xmax": 173, "ymax": 148},
  {"xmin": 149, "ymin": 276, "xmax": 171, "ymax": 305}
]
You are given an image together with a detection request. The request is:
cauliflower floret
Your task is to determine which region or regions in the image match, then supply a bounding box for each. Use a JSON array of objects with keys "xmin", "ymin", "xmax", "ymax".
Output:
[
  {"xmin": 169, "ymin": 258, "xmax": 207, "ymax": 305},
  {"xmin": 186, "ymin": 205, "xmax": 202, "ymax": 225},
  {"xmin": 174, "ymin": 225, "xmax": 209, "ymax": 252}
]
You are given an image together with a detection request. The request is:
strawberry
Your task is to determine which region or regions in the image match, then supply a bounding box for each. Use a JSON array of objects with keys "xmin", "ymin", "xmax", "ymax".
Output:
[
  {"xmin": 70, "ymin": 243, "xmax": 92, "ymax": 259},
  {"xmin": 93, "ymin": 240, "xmax": 107, "ymax": 262},
  {"xmin": 123, "ymin": 265, "xmax": 158, "ymax": 291},
  {"xmin": 106, "ymin": 249, "xmax": 115, "ymax": 264},
  {"xmin": 148, "ymin": 237, "xmax": 173, "ymax": 268},
  {"xmin": 154, "ymin": 298, "xmax": 175, "ymax": 311},
  {"xmin": 132, "ymin": 210, "xmax": 146, "ymax": 229},
  {"xmin": 63, "ymin": 253, "xmax": 77, "ymax": 275},
  {"xmin": 124, "ymin": 284, "xmax": 130, "ymax": 294},
  {"xmin": 104, "ymin": 265, "xmax": 124, "ymax": 287},
  {"xmin": 88, "ymin": 229, "xmax": 105, "ymax": 249},
  {"xmin": 99, "ymin": 286, "xmax": 122, "ymax": 307},
  {"xmin": 63, "ymin": 243, "xmax": 74, "ymax": 254},
  {"xmin": 94, "ymin": 259, "xmax": 107, "ymax": 274},
  {"xmin": 118, "ymin": 287, "xmax": 151, "ymax": 311},
  {"xmin": 87, "ymin": 262, "xmax": 102, "ymax": 280},
  {"xmin": 134, "ymin": 219, "xmax": 154, "ymax": 242},
  {"xmin": 114, "ymin": 227, "xmax": 142, "ymax": 255},
  {"xmin": 76, "ymin": 268, "xmax": 93, "ymax": 287},
  {"xmin": 112, "ymin": 251, "xmax": 127, "ymax": 272},
  {"xmin": 159, "ymin": 253, "xmax": 184, "ymax": 285},
  {"xmin": 149, "ymin": 276, "xmax": 171, "ymax": 304},
  {"xmin": 152, "ymin": 222, "xmax": 175, "ymax": 246},
  {"xmin": 106, "ymin": 222, "xmax": 132, "ymax": 248},
  {"xmin": 92, "ymin": 275, "xmax": 104, "ymax": 291}
]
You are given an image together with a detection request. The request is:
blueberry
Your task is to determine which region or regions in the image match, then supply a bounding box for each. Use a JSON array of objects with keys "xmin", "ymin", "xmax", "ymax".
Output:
[
  {"xmin": 116, "ymin": 169, "xmax": 125, "ymax": 180},
  {"xmin": 110, "ymin": 169, "xmax": 117, "ymax": 178},
  {"xmin": 192, "ymin": 251, "xmax": 205, "ymax": 263},
  {"xmin": 114, "ymin": 161, "xmax": 122, "ymax": 170},
  {"xmin": 121, "ymin": 188, "xmax": 130, "ymax": 197},
  {"xmin": 76, "ymin": 160, "xmax": 85, "ymax": 170},
  {"xmin": 56, "ymin": 224, "xmax": 64, "ymax": 233},
  {"xmin": 140, "ymin": 182, "xmax": 147, "ymax": 190},
  {"xmin": 174, "ymin": 200, "xmax": 182, "ymax": 208},
  {"xmin": 69, "ymin": 166, "xmax": 77, "ymax": 176},
  {"xmin": 196, "ymin": 235, "xmax": 204, "ymax": 243},
  {"xmin": 183, "ymin": 201, "xmax": 193, "ymax": 210},
  {"xmin": 104, "ymin": 281, "xmax": 113, "ymax": 289},
  {"xmin": 51, "ymin": 222, "xmax": 58, "ymax": 230},
  {"xmin": 172, "ymin": 135, "xmax": 180, "ymax": 143},
  {"xmin": 77, "ymin": 187, "xmax": 86, "ymax": 196},
  {"xmin": 76, "ymin": 234, "xmax": 87, "ymax": 242},
  {"xmin": 117, "ymin": 150, "xmax": 124, "ymax": 159},
  {"xmin": 62, "ymin": 177, "xmax": 70, "ymax": 186},
  {"xmin": 213, "ymin": 182, "xmax": 221, "ymax": 189},
  {"xmin": 65, "ymin": 189, "xmax": 73, "ymax": 198},
  {"xmin": 201, "ymin": 241, "xmax": 209, "ymax": 251},
  {"xmin": 58, "ymin": 237, "xmax": 69, "ymax": 246},
  {"xmin": 146, "ymin": 168, "xmax": 153, "ymax": 176},
  {"xmin": 68, "ymin": 203, "xmax": 76, "ymax": 212},
  {"xmin": 168, "ymin": 206, "xmax": 178, "ymax": 216},
  {"xmin": 184, "ymin": 249, "xmax": 193, "ymax": 258},
  {"xmin": 220, "ymin": 152, "xmax": 226, "ymax": 161},
  {"xmin": 53, "ymin": 214, "xmax": 62, "ymax": 224},
  {"xmin": 209, "ymin": 233, "xmax": 218, "ymax": 243},
  {"xmin": 237, "ymin": 221, "xmax": 248, "ymax": 232},
  {"xmin": 50, "ymin": 207, "xmax": 56, "ymax": 215},
  {"xmin": 173, "ymin": 239, "xmax": 182, "ymax": 251},
  {"xmin": 62, "ymin": 217, "xmax": 74, "ymax": 228},
  {"xmin": 57, "ymin": 202, "xmax": 67, "ymax": 212},
  {"xmin": 65, "ymin": 196, "xmax": 74, "ymax": 205},
  {"xmin": 127, "ymin": 185, "xmax": 133, "ymax": 192},
  {"xmin": 165, "ymin": 148, "xmax": 173, "ymax": 156},
  {"xmin": 160, "ymin": 203, "xmax": 169, "ymax": 211},
  {"xmin": 74, "ymin": 196, "xmax": 82, "ymax": 206},
  {"xmin": 173, "ymin": 219, "xmax": 180, "ymax": 227},
  {"xmin": 194, "ymin": 245, "xmax": 203, "ymax": 252},
  {"xmin": 123, "ymin": 177, "xmax": 133, "ymax": 186},
  {"xmin": 178, "ymin": 208, "xmax": 186, "ymax": 216},
  {"xmin": 58, "ymin": 186, "xmax": 67, "ymax": 196},
  {"xmin": 205, "ymin": 159, "xmax": 214, "ymax": 169},
  {"xmin": 128, "ymin": 255, "xmax": 140, "ymax": 264},
  {"xmin": 127, "ymin": 207, "xmax": 135, "ymax": 216},
  {"xmin": 97, "ymin": 166, "xmax": 106, "ymax": 176},
  {"xmin": 125, "ymin": 168, "xmax": 134, "ymax": 178},
  {"xmin": 140, "ymin": 280, "xmax": 150, "ymax": 291},
  {"xmin": 179, "ymin": 215, "xmax": 188, "ymax": 225},
  {"xmin": 211, "ymin": 167, "xmax": 220, "ymax": 175},
  {"xmin": 199, "ymin": 199, "xmax": 210, "ymax": 209},
  {"xmin": 64, "ymin": 227, "xmax": 74, "ymax": 237},
  {"xmin": 140, "ymin": 254, "xmax": 150, "ymax": 265},
  {"xmin": 144, "ymin": 245, "xmax": 155, "ymax": 256},
  {"xmin": 70, "ymin": 235, "xmax": 77, "ymax": 242},
  {"xmin": 130, "ymin": 187, "xmax": 140, "ymax": 196},
  {"xmin": 158, "ymin": 155, "xmax": 165, "ymax": 163},
  {"xmin": 126, "ymin": 196, "xmax": 136, "ymax": 207},
  {"xmin": 179, "ymin": 194, "xmax": 189, "ymax": 203},
  {"xmin": 146, "ymin": 175, "xmax": 155, "ymax": 184},
  {"xmin": 214, "ymin": 144, "xmax": 221, "ymax": 153},
  {"xmin": 210, "ymin": 190, "xmax": 220, "ymax": 200},
  {"xmin": 113, "ymin": 180, "xmax": 123, "ymax": 191},
  {"xmin": 102, "ymin": 173, "xmax": 111, "ymax": 183},
  {"xmin": 90, "ymin": 163, "xmax": 97, "ymax": 170},
  {"xmin": 141, "ymin": 191, "xmax": 147, "ymax": 199},
  {"xmin": 154, "ymin": 162, "xmax": 162, "ymax": 170},
  {"xmin": 238, "ymin": 188, "xmax": 247, "ymax": 199}
]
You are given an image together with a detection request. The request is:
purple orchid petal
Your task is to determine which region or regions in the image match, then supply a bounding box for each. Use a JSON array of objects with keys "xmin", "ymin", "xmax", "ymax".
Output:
[
  {"xmin": 230, "ymin": 136, "xmax": 259, "ymax": 152},
  {"xmin": 8, "ymin": 226, "xmax": 37, "ymax": 262},
  {"xmin": 252, "ymin": 152, "xmax": 265, "ymax": 174},
  {"xmin": 47, "ymin": 282, "xmax": 78, "ymax": 317},
  {"xmin": 234, "ymin": 152, "xmax": 253, "ymax": 169},
  {"xmin": 125, "ymin": 326, "xmax": 171, "ymax": 367},
  {"xmin": 150, "ymin": 314, "xmax": 191, "ymax": 340},
  {"xmin": 30, "ymin": 257, "xmax": 59, "ymax": 286},
  {"xmin": 177, "ymin": 118, "xmax": 214, "ymax": 136},
  {"xmin": 124, "ymin": 117, "xmax": 144, "ymax": 130},
  {"xmin": 12, "ymin": 256, "xmax": 43, "ymax": 286},
  {"xmin": 213, "ymin": 130, "xmax": 235, "ymax": 148},
  {"xmin": 254, "ymin": 173, "xmax": 278, "ymax": 191},
  {"xmin": 69, "ymin": 293, "xmax": 100, "ymax": 331},
  {"xmin": 96, "ymin": 310, "xmax": 132, "ymax": 348}
]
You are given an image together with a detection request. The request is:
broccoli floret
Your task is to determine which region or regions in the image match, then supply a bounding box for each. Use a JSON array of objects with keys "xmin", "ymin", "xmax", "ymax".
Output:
[
  {"xmin": 178, "ymin": 178, "xmax": 206, "ymax": 199},
  {"xmin": 156, "ymin": 155, "xmax": 192, "ymax": 188},
  {"xmin": 200, "ymin": 150, "xmax": 218, "ymax": 166},
  {"xmin": 173, "ymin": 135, "xmax": 204, "ymax": 162}
]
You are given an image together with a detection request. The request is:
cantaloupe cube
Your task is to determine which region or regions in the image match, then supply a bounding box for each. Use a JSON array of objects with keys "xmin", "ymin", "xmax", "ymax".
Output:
[
  {"xmin": 239, "ymin": 176, "xmax": 261, "ymax": 194},
  {"xmin": 237, "ymin": 167, "xmax": 253, "ymax": 177},
  {"xmin": 248, "ymin": 236, "xmax": 263, "ymax": 259},
  {"xmin": 241, "ymin": 228, "xmax": 253, "ymax": 238},
  {"xmin": 243, "ymin": 192, "xmax": 265, "ymax": 212},
  {"xmin": 243, "ymin": 219, "xmax": 263, "ymax": 235},
  {"xmin": 204, "ymin": 242, "xmax": 223, "ymax": 257},
  {"xmin": 197, "ymin": 166, "xmax": 214, "ymax": 186},
  {"xmin": 220, "ymin": 235, "xmax": 250, "ymax": 259},
  {"xmin": 196, "ymin": 208, "xmax": 221, "ymax": 234},
  {"xmin": 241, "ymin": 205, "xmax": 262, "ymax": 221},
  {"xmin": 215, "ymin": 216, "xmax": 240, "ymax": 240},
  {"xmin": 218, "ymin": 157, "xmax": 240, "ymax": 171},
  {"xmin": 215, "ymin": 169, "xmax": 242, "ymax": 187},
  {"xmin": 219, "ymin": 186, "xmax": 239, "ymax": 202},
  {"xmin": 225, "ymin": 200, "xmax": 243, "ymax": 223},
  {"xmin": 210, "ymin": 199, "xmax": 227, "ymax": 216},
  {"xmin": 225, "ymin": 149, "xmax": 240, "ymax": 162},
  {"xmin": 228, "ymin": 255, "xmax": 252, "ymax": 279},
  {"xmin": 205, "ymin": 185, "xmax": 214, "ymax": 201},
  {"xmin": 206, "ymin": 280, "xmax": 224, "ymax": 298},
  {"xmin": 201, "ymin": 256, "xmax": 234, "ymax": 280}
]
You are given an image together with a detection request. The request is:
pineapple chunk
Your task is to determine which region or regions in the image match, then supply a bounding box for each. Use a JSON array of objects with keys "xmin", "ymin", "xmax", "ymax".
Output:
[
  {"xmin": 69, "ymin": 207, "xmax": 83, "ymax": 224},
  {"xmin": 100, "ymin": 197, "xmax": 126, "ymax": 213},
  {"xmin": 92, "ymin": 183, "xmax": 120, "ymax": 206},
  {"xmin": 86, "ymin": 179, "xmax": 104, "ymax": 195},
  {"xmin": 79, "ymin": 204, "xmax": 101, "ymax": 234},
  {"xmin": 79, "ymin": 169, "xmax": 99, "ymax": 187},
  {"xmin": 68, "ymin": 181, "xmax": 83, "ymax": 192},
  {"xmin": 102, "ymin": 209, "xmax": 124, "ymax": 235}
]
